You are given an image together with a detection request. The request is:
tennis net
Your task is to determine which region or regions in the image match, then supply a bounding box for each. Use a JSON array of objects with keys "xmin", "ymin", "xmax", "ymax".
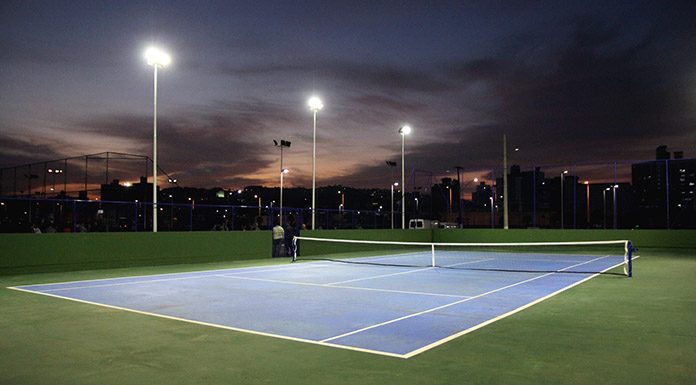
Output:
[{"xmin": 291, "ymin": 236, "xmax": 634, "ymax": 277}]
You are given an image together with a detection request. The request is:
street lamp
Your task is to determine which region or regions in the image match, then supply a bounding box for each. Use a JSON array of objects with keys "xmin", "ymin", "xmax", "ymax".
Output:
[
  {"xmin": 280, "ymin": 168, "xmax": 289, "ymax": 224},
  {"xmin": 399, "ymin": 125, "xmax": 411, "ymax": 229},
  {"xmin": 391, "ymin": 182, "xmax": 398, "ymax": 229},
  {"xmin": 560, "ymin": 170, "xmax": 568, "ymax": 229},
  {"xmin": 254, "ymin": 194, "xmax": 261, "ymax": 217},
  {"xmin": 307, "ymin": 96, "xmax": 323, "ymax": 230},
  {"xmin": 602, "ymin": 187, "xmax": 610, "ymax": 229},
  {"xmin": 612, "ymin": 184, "xmax": 618, "ymax": 229},
  {"xmin": 144, "ymin": 46, "xmax": 171, "ymax": 232},
  {"xmin": 337, "ymin": 190, "xmax": 345, "ymax": 213}
]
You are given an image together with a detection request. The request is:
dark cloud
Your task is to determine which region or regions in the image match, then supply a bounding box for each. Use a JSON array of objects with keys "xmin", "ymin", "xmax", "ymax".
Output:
[
  {"xmin": 218, "ymin": 60, "xmax": 452, "ymax": 94},
  {"xmin": 0, "ymin": 133, "xmax": 63, "ymax": 167}
]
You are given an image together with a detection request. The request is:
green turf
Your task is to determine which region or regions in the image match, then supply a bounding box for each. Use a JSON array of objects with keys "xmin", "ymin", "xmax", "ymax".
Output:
[{"xmin": 1, "ymin": 250, "xmax": 694, "ymax": 385}]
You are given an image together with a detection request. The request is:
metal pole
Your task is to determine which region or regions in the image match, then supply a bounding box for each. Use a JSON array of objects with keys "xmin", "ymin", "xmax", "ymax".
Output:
[
  {"xmin": 401, "ymin": 133, "xmax": 405, "ymax": 229},
  {"xmin": 613, "ymin": 185, "xmax": 618, "ymax": 229},
  {"xmin": 152, "ymin": 65, "xmax": 158, "ymax": 232},
  {"xmin": 560, "ymin": 172, "xmax": 564, "ymax": 229},
  {"xmin": 311, "ymin": 111, "xmax": 318, "ymax": 230},
  {"xmin": 280, "ymin": 171, "xmax": 284, "ymax": 225},
  {"xmin": 390, "ymin": 183, "xmax": 394, "ymax": 229},
  {"xmin": 63, "ymin": 159, "xmax": 67, "ymax": 194},
  {"xmin": 602, "ymin": 189, "xmax": 607, "ymax": 229},
  {"xmin": 586, "ymin": 183, "xmax": 590, "ymax": 226},
  {"xmin": 503, "ymin": 134, "xmax": 509, "ymax": 229},
  {"xmin": 665, "ymin": 159, "xmax": 670, "ymax": 229},
  {"xmin": 572, "ymin": 165, "xmax": 577, "ymax": 229}
]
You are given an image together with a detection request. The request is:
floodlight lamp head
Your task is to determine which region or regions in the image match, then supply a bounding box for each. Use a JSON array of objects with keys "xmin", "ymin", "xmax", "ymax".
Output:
[
  {"xmin": 308, "ymin": 96, "xmax": 323, "ymax": 111},
  {"xmin": 281, "ymin": 168, "xmax": 289, "ymax": 174},
  {"xmin": 399, "ymin": 125, "xmax": 412, "ymax": 135},
  {"xmin": 145, "ymin": 46, "xmax": 171, "ymax": 67},
  {"xmin": 562, "ymin": 170, "xmax": 568, "ymax": 174}
]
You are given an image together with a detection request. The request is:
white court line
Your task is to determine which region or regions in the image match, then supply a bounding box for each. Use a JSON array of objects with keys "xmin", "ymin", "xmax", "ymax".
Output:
[
  {"xmin": 320, "ymin": 255, "xmax": 613, "ymax": 344},
  {"xmin": 326, "ymin": 267, "xmax": 435, "ymax": 285},
  {"xmin": 403, "ymin": 254, "xmax": 640, "ymax": 358},
  {"xmin": 214, "ymin": 274, "xmax": 470, "ymax": 299},
  {"xmin": 11, "ymin": 260, "xmax": 325, "ymax": 291},
  {"xmin": 6, "ymin": 286, "xmax": 407, "ymax": 359},
  {"xmin": 7, "ymin": 254, "xmax": 637, "ymax": 359}
]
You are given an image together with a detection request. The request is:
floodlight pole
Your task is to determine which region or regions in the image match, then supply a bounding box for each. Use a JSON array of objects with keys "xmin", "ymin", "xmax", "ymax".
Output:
[
  {"xmin": 275, "ymin": 140, "xmax": 291, "ymax": 225},
  {"xmin": 152, "ymin": 65, "xmax": 158, "ymax": 232},
  {"xmin": 560, "ymin": 171, "xmax": 565, "ymax": 229},
  {"xmin": 145, "ymin": 46, "xmax": 170, "ymax": 233},
  {"xmin": 390, "ymin": 182, "xmax": 398, "ymax": 229},
  {"xmin": 312, "ymin": 110, "xmax": 317, "ymax": 229},
  {"xmin": 399, "ymin": 126, "xmax": 411, "ymax": 229},
  {"xmin": 280, "ymin": 169, "xmax": 287, "ymax": 225},
  {"xmin": 308, "ymin": 97, "xmax": 323, "ymax": 230},
  {"xmin": 401, "ymin": 133, "xmax": 405, "ymax": 229},
  {"xmin": 391, "ymin": 183, "xmax": 394, "ymax": 229}
]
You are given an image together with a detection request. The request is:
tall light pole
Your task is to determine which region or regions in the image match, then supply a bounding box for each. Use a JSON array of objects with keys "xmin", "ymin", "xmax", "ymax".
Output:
[
  {"xmin": 274, "ymin": 139, "xmax": 291, "ymax": 223},
  {"xmin": 145, "ymin": 46, "xmax": 171, "ymax": 233},
  {"xmin": 602, "ymin": 187, "xmax": 610, "ymax": 229},
  {"xmin": 612, "ymin": 184, "xmax": 618, "ymax": 229},
  {"xmin": 560, "ymin": 170, "xmax": 568, "ymax": 229},
  {"xmin": 391, "ymin": 182, "xmax": 398, "ymax": 229},
  {"xmin": 584, "ymin": 180, "xmax": 590, "ymax": 226},
  {"xmin": 399, "ymin": 125, "xmax": 411, "ymax": 229},
  {"xmin": 254, "ymin": 194, "xmax": 261, "ymax": 218},
  {"xmin": 280, "ymin": 168, "xmax": 289, "ymax": 224},
  {"xmin": 307, "ymin": 96, "xmax": 323, "ymax": 230}
]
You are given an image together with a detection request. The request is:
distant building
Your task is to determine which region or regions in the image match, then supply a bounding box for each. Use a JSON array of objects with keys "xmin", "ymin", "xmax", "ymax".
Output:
[
  {"xmin": 100, "ymin": 176, "xmax": 153, "ymax": 202},
  {"xmin": 632, "ymin": 146, "xmax": 696, "ymax": 228}
]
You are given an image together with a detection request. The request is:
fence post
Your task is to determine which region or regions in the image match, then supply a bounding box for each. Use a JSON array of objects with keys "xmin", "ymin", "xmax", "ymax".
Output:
[{"xmin": 72, "ymin": 200, "xmax": 77, "ymax": 233}]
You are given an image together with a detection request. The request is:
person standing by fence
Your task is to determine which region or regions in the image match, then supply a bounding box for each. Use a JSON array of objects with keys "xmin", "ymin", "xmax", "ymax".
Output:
[{"xmin": 272, "ymin": 220, "xmax": 285, "ymax": 258}]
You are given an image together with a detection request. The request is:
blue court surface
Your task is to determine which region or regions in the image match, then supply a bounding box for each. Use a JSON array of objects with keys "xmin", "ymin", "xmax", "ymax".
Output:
[{"xmin": 10, "ymin": 252, "xmax": 627, "ymax": 358}]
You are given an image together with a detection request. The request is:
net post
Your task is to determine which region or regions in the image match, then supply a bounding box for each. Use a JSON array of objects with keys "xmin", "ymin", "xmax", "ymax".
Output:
[
  {"xmin": 625, "ymin": 240, "xmax": 633, "ymax": 277},
  {"xmin": 292, "ymin": 236, "xmax": 297, "ymax": 262},
  {"xmin": 431, "ymin": 244, "xmax": 436, "ymax": 267}
]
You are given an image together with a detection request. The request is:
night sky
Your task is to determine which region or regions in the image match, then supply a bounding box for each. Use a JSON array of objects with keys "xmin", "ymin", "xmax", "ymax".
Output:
[{"xmin": 1, "ymin": 1, "xmax": 695, "ymax": 190}]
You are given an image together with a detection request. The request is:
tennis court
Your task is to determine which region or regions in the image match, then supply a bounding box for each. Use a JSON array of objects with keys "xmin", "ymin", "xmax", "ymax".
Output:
[{"xmin": 9, "ymin": 239, "xmax": 632, "ymax": 358}]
